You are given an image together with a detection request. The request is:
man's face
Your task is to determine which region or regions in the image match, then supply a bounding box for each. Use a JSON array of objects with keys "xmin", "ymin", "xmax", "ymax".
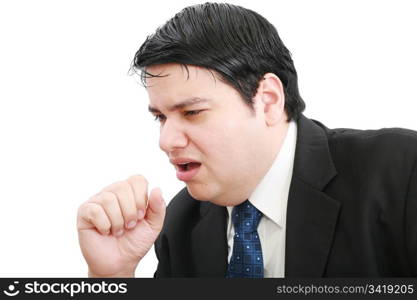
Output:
[{"xmin": 146, "ymin": 63, "xmax": 273, "ymax": 206}]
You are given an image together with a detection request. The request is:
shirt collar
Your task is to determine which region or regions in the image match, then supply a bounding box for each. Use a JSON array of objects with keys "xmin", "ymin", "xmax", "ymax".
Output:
[{"xmin": 227, "ymin": 120, "xmax": 297, "ymax": 227}]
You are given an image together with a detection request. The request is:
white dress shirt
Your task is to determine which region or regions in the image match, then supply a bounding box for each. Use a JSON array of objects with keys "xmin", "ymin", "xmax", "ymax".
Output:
[{"xmin": 226, "ymin": 120, "xmax": 297, "ymax": 277}]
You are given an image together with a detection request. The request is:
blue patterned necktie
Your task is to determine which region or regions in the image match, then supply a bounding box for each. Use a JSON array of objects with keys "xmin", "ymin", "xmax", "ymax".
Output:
[{"xmin": 226, "ymin": 200, "xmax": 264, "ymax": 278}]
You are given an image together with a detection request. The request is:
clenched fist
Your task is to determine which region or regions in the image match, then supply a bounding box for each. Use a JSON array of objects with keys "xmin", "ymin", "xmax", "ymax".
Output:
[{"xmin": 77, "ymin": 175, "xmax": 166, "ymax": 277}]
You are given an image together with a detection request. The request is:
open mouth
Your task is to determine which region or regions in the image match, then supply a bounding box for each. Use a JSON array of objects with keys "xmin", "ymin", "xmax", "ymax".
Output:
[
  {"xmin": 175, "ymin": 161, "xmax": 202, "ymax": 181},
  {"xmin": 177, "ymin": 162, "xmax": 202, "ymax": 171},
  {"xmin": 171, "ymin": 158, "xmax": 202, "ymax": 181}
]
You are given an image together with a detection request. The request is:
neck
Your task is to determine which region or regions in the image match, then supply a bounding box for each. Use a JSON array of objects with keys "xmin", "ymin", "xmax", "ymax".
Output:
[{"xmin": 267, "ymin": 119, "xmax": 290, "ymax": 171}]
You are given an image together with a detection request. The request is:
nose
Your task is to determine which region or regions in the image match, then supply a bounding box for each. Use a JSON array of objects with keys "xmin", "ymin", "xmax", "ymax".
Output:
[{"xmin": 159, "ymin": 118, "xmax": 188, "ymax": 153}]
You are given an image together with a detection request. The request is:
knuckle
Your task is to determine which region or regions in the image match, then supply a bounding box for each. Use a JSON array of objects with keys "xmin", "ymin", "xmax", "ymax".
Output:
[
  {"xmin": 87, "ymin": 204, "xmax": 101, "ymax": 219},
  {"xmin": 101, "ymin": 192, "xmax": 118, "ymax": 206},
  {"xmin": 78, "ymin": 202, "xmax": 94, "ymax": 216},
  {"xmin": 106, "ymin": 181, "xmax": 130, "ymax": 195},
  {"xmin": 128, "ymin": 174, "xmax": 148, "ymax": 187},
  {"xmin": 117, "ymin": 181, "xmax": 131, "ymax": 193}
]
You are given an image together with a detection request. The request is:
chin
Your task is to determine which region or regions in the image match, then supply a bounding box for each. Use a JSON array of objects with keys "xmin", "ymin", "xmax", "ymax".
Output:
[
  {"xmin": 186, "ymin": 184, "xmax": 232, "ymax": 206},
  {"xmin": 186, "ymin": 186, "xmax": 208, "ymax": 202},
  {"xmin": 186, "ymin": 183, "xmax": 215, "ymax": 202}
]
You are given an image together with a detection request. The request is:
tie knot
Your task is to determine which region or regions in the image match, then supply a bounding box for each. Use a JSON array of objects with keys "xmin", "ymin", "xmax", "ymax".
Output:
[{"xmin": 231, "ymin": 200, "xmax": 262, "ymax": 233}]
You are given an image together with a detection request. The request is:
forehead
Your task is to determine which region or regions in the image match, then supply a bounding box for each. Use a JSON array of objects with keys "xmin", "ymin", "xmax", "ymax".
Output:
[{"xmin": 145, "ymin": 64, "xmax": 229, "ymax": 101}]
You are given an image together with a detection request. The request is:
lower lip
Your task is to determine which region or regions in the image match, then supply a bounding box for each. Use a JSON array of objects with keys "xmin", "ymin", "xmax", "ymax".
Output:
[{"xmin": 176, "ymin": 164, "xmax": 201, "ymax": 181}]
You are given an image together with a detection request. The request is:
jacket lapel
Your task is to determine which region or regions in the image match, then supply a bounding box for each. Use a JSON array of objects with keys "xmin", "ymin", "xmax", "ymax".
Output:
[
  {"xmin": 285, "ymin": 115, "xmax": 341, "ymax": 277},
  {"xmin": 190, "ymin": 201, "xmax": 228, "ymax": 277}
]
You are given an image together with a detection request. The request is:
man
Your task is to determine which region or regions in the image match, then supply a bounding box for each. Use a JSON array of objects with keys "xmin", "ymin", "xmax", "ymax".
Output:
[{"xmin": 77, "ymin": 3, "xmax": 417, "ymax": 277}]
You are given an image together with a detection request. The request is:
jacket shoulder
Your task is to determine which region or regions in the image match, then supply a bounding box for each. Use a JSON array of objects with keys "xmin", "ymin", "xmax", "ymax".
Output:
[
  {"xmin": 327, "ymin": 125, "xmax": 417, "ymax": 141},
  {"xmin": 313, "ymin": 120, "xmax": 417, "ymax": 195},
  {"xmin": 322, "ymin": 123, "xmax": 417, "ymax": 160}
]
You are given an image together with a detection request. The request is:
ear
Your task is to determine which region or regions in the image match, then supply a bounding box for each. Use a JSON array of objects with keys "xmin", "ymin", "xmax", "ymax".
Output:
[{"xmin": 254, "ymin": 73, "xmax": 286, "ymax": 126}]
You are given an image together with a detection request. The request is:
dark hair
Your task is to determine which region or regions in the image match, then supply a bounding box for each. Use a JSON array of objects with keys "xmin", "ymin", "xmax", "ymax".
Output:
[{"xmin": 131, "ymin": 2, "xmax": 305, "ymax": 121}]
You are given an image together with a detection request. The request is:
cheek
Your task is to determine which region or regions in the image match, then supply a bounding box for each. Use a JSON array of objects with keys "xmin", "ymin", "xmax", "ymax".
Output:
[{"xmin": 196, "ymin": 127, "xmax": 256, "ymax": 174}]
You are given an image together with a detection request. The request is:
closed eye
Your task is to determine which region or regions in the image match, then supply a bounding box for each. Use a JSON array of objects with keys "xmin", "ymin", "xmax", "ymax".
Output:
[
  {"xmin": 153, "ymin": 110, "xmax": 205, "ymax": 123},
  {"xmin": 184, "ymin": 110, "xmax": 204, "ymax": 117}
]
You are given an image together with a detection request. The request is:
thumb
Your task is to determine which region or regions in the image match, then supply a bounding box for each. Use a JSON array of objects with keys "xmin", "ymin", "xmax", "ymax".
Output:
[{"xmin": 145, "ymin": 187, "xmax": 166, "ymax": 232}]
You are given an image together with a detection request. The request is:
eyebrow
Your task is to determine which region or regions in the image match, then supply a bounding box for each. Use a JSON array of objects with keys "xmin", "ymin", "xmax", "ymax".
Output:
[{"xmin": 148, "ymin": 97, "xmax": 212, "ymax": 113}]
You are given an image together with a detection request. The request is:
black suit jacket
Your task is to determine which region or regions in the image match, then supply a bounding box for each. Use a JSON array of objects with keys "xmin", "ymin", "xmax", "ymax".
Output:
[{"xmin": 153, "ymin": 115, "xmax": 417, "ymax": 277}]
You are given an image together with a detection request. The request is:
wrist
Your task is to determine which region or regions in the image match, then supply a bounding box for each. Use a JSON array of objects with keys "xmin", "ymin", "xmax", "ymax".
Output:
[{"xmin": 88, "ymin": 270, "xmax": 135, "ymax": 278}]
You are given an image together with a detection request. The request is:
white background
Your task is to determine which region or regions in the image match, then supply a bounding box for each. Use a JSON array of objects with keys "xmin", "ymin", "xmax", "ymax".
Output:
[{"xmin": 0, "ymin": 0, "xmax": 416, "ymax": 277}]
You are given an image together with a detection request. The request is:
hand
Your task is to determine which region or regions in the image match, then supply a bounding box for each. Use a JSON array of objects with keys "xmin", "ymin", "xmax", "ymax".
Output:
[{"xmin": 77, "ymin": 175, "xmax": 166, "ymax": 277}]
